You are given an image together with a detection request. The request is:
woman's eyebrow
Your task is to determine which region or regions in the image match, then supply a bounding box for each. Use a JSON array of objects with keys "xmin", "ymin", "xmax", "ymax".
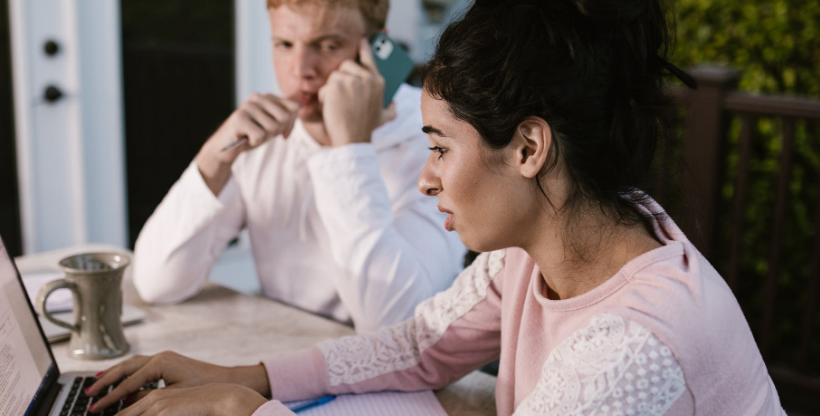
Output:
[{"xmin": 422, "ymin": 125, "xmax": 447, "ymax": 137}]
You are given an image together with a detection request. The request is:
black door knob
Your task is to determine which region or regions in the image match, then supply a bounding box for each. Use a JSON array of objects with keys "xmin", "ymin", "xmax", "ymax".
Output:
[
  {"xmin": 44, "ymin": 40, "xmax": 60, "ymax": 56},
  {"xmin": 44, "ymin": 85, "xmax": 63, "ymax": 103}
]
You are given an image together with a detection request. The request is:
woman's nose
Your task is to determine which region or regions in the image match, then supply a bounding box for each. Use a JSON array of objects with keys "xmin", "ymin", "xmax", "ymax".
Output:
[{"xmin": 418, "ymin": 162, "xmax": 441, "ymax": 196}]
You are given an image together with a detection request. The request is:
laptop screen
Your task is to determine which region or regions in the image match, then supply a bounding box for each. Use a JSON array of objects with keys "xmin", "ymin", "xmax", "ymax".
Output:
[{"xmin": 0, "ymin": 236, "xmax": 56, "ymax": 416}]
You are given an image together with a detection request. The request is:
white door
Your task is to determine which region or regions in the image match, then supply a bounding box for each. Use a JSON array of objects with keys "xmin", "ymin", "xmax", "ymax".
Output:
[{"xmin": 8, "ymin": 0, "xmax": 127, "ymax": 253}]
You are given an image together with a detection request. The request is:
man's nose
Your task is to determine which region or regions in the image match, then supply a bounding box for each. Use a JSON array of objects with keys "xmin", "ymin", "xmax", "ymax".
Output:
[
  {"xmin": 292, "ymin": 46, "xmax": 318, "ymax": 79},
  {"xmin": 418, "ymin": 162, "xmax": 441, "ymax": 196}
]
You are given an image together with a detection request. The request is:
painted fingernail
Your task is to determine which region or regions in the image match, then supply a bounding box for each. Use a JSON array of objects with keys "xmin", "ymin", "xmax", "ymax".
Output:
[
  {"xmin": 123, "ymin": 396, "xmax": 133, "ymax": 405},
  {"xmin": 88, "ymin": 404, "xmax": 95, "ymax": 411},
  {"xmin": 84, "ymin": 387, "xmax": 91, "ymax": 394},
  {"xmin": 95, "ymin": 372, "xmax": 103, "ymax": 377}
]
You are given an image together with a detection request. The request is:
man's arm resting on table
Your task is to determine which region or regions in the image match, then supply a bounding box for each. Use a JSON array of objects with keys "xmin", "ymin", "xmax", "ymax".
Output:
[
  {"xmin": 133, "ymin": 90, "xmax": 300, "ymax": 303},
  {"xmin": 133, "ymin": 160, "xmax": 245, "ymax": 304}
]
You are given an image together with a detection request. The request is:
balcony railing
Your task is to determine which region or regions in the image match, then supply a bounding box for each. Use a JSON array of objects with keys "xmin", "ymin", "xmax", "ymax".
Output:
[{"xmin": 671, "ymin": 66, "xmax": 820, "ymax": 412}]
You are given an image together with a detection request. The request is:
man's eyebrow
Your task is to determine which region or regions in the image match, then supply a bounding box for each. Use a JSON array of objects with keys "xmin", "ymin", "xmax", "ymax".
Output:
[
  {"xmin": 422, "ymin": 125, "xmax": 446, "ymax": 136},
  {"xmin": 271, "ymin": 34, "xmax": 348, "ymax": 43}
]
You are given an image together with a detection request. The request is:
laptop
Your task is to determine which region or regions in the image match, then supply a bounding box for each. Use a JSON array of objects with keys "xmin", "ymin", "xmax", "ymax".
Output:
[{"xmin": 0, "ymin": 234, "xmax": 150, "ymax": 416}]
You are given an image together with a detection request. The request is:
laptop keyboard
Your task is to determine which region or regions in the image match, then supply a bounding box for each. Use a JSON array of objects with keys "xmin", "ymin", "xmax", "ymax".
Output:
[{"xmin": 60, "ymin": 376, "xmax": 159, "ymax": 416}]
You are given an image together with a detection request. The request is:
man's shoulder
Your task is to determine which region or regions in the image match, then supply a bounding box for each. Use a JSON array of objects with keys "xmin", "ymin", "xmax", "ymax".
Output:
[
  {"xmin": 394, "ymin": 83, "xmax": 423, "ymax": 108},
  {"xmin": 372, "ymin": 84, "xmax": 425, "ymax": 150}
]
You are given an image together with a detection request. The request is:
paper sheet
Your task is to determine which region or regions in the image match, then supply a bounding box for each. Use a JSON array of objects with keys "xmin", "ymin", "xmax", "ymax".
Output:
[
  {"xmin": 284, "ymin": 390, "xmax": 447, "ymax": 416},
  {"xmin": 21, "ymin": 271, "xmax": 73, "ymax": 313}
]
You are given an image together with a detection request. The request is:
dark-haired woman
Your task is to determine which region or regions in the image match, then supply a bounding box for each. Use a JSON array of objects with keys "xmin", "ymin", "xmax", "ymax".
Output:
[{"xmin": 86, "ymin": 1, "xmax": 784, "ymax": 415}]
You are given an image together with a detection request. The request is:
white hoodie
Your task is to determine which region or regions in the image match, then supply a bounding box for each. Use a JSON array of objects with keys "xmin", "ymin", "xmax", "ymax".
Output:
[{"xmin": 132, "ymin": 84, "xmax": 466, "ymax": 332}]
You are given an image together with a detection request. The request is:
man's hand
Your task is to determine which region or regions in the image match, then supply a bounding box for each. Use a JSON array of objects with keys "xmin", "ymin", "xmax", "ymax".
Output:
[
  {"xmin": 104, "ymin": 384, "xmax": 267, "ymax": 416},
  {"xmin": 86, "ymin": 351, "xmax": 270, "ymax": 414},
  {"xmin": 196, "ymin": 94, "xmax": 301, "ymax": 195},
  {"xmin": 318, "ymin": 38, "xmax": 397, "ymax": 147}
]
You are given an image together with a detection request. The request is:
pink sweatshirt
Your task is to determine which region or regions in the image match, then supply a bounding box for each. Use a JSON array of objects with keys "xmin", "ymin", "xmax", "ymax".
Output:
[{"xmin": 252, "ymin": 198, "xmax": 785, "ymax": 415}]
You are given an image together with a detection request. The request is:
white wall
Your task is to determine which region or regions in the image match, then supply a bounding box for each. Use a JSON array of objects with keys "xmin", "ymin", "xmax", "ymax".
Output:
[
  {"xmin": 385, "ymin": 1, "xmax": 423, "ymax": 62},
  {"xmin": 389, "ymin": 0, "xmax": 474, "ymax": 63},
  {"xmin": 235, "ymin": 0, "xmax": 279, "ymax": 103}
]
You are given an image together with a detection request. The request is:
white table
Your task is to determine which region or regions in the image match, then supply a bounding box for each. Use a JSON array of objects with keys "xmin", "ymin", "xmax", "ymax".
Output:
[{"xmin": 16, "ymin": 245, "xmax": 497, "ymax": 416}]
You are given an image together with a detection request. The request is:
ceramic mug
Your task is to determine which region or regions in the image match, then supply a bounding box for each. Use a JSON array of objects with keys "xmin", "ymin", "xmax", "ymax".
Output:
[{"xmin": 36, "ymin": 252, "xmax": 131, "ymax": 360}]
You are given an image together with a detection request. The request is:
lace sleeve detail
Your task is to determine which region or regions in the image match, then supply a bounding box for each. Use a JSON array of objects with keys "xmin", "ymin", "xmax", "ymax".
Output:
[
  {"xmin": 515, "ymin": 314, "xmax": 686, "ymax": 416},
  {"xmin": 317, "ymin": 249, "xmax": 506, "ymax": 387}
]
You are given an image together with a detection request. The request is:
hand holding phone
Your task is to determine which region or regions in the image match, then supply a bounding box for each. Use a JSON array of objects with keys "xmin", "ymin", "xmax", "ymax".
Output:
[
  {"xmin": 318, "ymin": 38, "xmax": 397, "ymax": 147},
  {"xmin": 370, "ymin": 33, "xmax": 415, "ymax": 108}
]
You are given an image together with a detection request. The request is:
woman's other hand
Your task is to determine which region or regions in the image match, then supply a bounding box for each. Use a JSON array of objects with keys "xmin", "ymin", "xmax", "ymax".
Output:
[{"xmin": 109, "ymin": 384, "xmax": 268, "ymax": 416}]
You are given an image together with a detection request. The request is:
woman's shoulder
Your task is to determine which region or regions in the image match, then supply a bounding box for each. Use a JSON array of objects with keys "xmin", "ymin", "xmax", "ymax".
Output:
[
  {"xmin": 443, "ymin": 247, "xmax": 532, "ymax": 298},
  {"xmin": 621, "ymin": 240, "xmax": 741, "ymax": 330},
  {"xmin": 601, "ymin": 241, "xmax": 780, "ymax": 412},
  {"xmin": 616, "ymin": 239, "xmax": 747, "ymax": 343},
  {"xmin": 469, "ymin": 246, "xmax": 535, "ymax": 281}
]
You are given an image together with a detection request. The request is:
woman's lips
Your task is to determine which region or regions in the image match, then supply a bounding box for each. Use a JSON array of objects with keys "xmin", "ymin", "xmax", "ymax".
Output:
[
  {"xmin": 438, "ymin": 206, "xmax": 454, "ymax": 232},
  {"xmin": 443, "ymin": 214, "xmax": 454, "ymax": 232}
]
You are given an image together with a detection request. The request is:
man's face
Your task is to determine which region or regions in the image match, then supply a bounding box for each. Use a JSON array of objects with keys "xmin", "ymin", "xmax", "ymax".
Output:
[{"xmin": 269, "ymin": 3, "xmax": 366, "ymax": 123}]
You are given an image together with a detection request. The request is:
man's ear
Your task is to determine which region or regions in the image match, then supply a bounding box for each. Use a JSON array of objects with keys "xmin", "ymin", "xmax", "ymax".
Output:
[{"xmin": 510, "ymin": 117, "xmax": 551, "ymax": 179}]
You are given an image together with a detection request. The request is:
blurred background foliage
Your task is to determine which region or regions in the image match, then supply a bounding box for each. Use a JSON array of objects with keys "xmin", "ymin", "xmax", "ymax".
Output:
[
  {"xmin": 675, "ymin": 0, "xmax": 819, "ymax": 96},
  {"xmin": 670, "ymin": 0, "xmax": 820, "ymax": 378}
]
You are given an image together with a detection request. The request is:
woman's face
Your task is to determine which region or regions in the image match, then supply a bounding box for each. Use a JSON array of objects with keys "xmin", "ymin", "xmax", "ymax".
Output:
[{"xmin": 418, "ymin": 91, "xmax": 544, "ymax": 252}]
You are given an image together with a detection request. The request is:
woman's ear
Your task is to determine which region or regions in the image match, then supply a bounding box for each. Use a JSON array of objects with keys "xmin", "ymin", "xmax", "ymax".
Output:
[{"xmin": 511, "ymin": 117, "xmax": 551, "ymax": 179}]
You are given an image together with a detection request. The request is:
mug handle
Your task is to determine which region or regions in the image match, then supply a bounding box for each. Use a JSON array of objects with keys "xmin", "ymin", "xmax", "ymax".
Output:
[{"xmin": 36, "ymin": 279, "xmax": 80, "ymax": 335}]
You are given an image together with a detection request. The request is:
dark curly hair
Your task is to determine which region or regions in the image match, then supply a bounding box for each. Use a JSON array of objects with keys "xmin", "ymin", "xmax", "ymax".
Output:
[{"xmin": 424, "ymin": 0, "xmax": 693, "ymax": 229}]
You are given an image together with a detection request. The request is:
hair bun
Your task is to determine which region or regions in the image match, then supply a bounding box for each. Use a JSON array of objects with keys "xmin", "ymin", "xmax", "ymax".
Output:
[{"xmin": 572, "ymin": 0, "xmax": 652, "ymax": 24}]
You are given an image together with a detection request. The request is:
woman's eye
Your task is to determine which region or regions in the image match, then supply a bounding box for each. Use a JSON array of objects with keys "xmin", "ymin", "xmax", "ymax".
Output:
[{"xmin": 428, "ymin": 146, "xmax": 447, "ymax": 159}]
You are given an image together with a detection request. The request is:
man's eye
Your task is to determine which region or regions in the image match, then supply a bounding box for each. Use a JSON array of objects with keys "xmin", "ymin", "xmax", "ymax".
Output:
[
  {"xmin": 323, "ymin": 43, "xmax": 339, "ymax": 51},
  {"xmin": 428, "ymin": 146, "xmax": 447, "ymax": 159},
  {"xmin": 275, "ymin": 42, "xmax": 293, "ymax": 49}
]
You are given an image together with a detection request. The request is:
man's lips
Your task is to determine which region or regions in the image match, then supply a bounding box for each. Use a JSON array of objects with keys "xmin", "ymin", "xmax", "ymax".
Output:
[{"xmin": 292, "ymin": 92, "xmax": 318, "ymax": 106}]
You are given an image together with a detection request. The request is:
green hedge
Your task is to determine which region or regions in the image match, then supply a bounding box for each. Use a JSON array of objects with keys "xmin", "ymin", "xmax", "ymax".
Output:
[
  {"xmin": 672, "ymin": 0, "xmax": 820, "ymax": 375},
  {"xmin": 674, "ymin": 0, "xmax": 819, "ymax": 96}
]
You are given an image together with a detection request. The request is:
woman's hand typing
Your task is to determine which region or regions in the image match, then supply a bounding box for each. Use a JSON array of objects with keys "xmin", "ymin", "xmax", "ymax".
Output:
[{"xmin": 85, "ymin": 351, "xmax": 271, "ymax": 414}]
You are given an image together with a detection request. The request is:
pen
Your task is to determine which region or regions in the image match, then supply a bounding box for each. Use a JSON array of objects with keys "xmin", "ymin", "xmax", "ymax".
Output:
[
  {"xmin": 288, "ymin": 395, "xmax": 337, "ymax": 414},
  {"xmin": 220, "ymin": 136, "xmax": 248, "ymax": 152}
]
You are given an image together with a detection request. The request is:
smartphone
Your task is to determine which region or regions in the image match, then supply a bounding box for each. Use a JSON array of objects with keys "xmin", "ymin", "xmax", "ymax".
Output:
[{"xmin": 370, "ymin": 33, "xmax": 415, "ymax": 108}]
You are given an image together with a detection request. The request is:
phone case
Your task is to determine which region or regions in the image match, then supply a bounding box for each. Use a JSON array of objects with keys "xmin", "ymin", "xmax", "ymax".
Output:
[{"xmin": 371, "ymin": 33, "xmax": 415, "ymax": 107}]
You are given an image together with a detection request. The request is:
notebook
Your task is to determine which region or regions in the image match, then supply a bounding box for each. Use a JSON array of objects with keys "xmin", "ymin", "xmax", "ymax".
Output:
[{"xmin": 284, "ymin": 390, "xmax": 447, "ymax": 416}]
